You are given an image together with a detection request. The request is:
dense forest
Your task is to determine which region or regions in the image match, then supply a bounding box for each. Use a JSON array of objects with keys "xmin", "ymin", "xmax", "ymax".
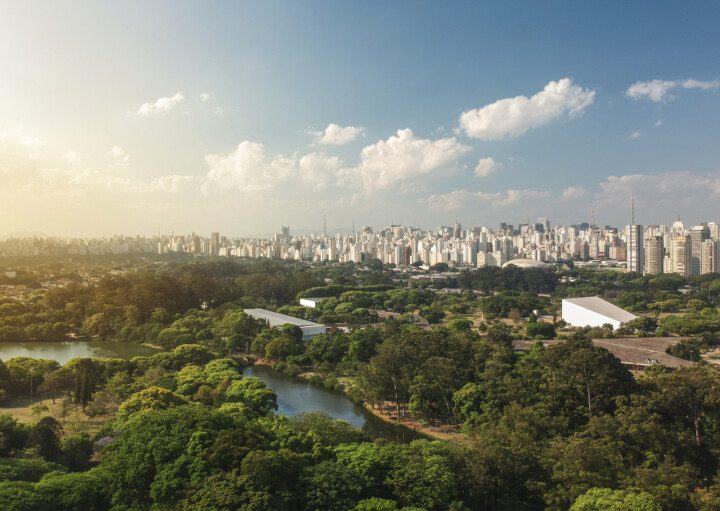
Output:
[{"xmin": 2, "ymin": 257, "xmax": 720, "ymax": 509}]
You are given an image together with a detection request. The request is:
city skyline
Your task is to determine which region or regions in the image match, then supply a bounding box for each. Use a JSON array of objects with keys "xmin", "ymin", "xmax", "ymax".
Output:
[{"xmin": 2, "ymin": 1, "xmax": 720, "ymax": 236}]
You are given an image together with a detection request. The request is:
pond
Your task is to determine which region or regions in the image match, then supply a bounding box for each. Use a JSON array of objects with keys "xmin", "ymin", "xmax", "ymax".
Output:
[
  {"xmin": 0, "ymin": 341, "xmax": 423, "ymax": 442},
  {"xmin": 245, "ymin": 365, "xmax": 423, "ymax": 442},
  {"xmin": 0, "ymin": 341, "xmax": 161, "ymax": 365}
]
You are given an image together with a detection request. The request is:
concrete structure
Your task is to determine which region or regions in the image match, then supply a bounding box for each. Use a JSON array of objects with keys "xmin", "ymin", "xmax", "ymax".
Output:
[
  {"xmin": 644, "ymin": 235, "xmax": 663, "ymax": 275},
  {"xmin": 514, "ymin": 337, "xmax": 694, "ymax": 369},
  {"xmin": 627, "ymin": 224, "xmax": 644, "ymax": 273},
  {"xmin": 666, "ymin": 234, "xmax": 691, "ymax": 277},
  {"xmin": 299, "ymin": 297, "xmax": 327, "ymax": 308},
  {"xmin": 561, "ymin": 296, "xmax": 638, "ymax": 330},
  {"xmin": 244, "ymin": 308, "xmax": 327, "ymax": 340}
]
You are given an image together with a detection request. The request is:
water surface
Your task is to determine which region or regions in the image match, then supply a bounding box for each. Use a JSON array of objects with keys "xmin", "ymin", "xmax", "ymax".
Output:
[
  {"xmin": 0, "ymin": 341, "xmax": 161, "ymax": 364},
  {"xmin": 245, "ymin": 364, "xmax": 423, "ymax": 442}
]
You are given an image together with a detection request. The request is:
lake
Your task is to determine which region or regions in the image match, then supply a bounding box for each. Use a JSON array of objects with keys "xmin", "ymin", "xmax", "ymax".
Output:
[
  {"xmin": 0, "ymin": 341, "xmax": 161, "ymax": 365},
  {"xmin": 0, "ymin": 341, "xmax": 422, "ymax": 441},
  {"xmin": 244, "ymin": 365, "xmax": 423, "ymax": 442}
]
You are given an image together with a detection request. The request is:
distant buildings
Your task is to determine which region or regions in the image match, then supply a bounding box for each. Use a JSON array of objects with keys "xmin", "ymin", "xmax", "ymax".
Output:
[{"xmin": 1, "ymin": 217, "xmax": 719, "ymax": 277}]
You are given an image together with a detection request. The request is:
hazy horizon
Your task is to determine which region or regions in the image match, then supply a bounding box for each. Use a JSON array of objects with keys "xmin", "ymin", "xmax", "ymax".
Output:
[{"xmin": 2, "ymin": 1, "xmax": 720, "ymax": 237}]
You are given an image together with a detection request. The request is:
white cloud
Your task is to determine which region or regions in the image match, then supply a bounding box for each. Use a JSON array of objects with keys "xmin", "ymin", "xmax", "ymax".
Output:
[
  {"xmin": 474, "ymin": 157, "xmax": 497, "ymax": 177},
  {"xmin": 626, "ymin": 80, "xmax": 677, "ymax": 102},
  {"xmin": 681, "ymin": 79, "xmax": 720, "ymax": 90},
  {"xmin": 626, "ymin": 78, "xmax": 720, "ymax": 102},
  {"xmin": 199, "ymin": 93, "xmax": 210, "ymax": 102},
  {"xmin": 561, "ymin": 186, "xmax": 587, "ymax": 200},
  {"xmin": 62, "ymin": 150, "xmax": 81, "ymax": 164},
  {"xmin": 458, "ymin": 78, "xmax": 596, "ymax": 140},
  {"xmin": 348, "ymin": 129, "xmax": 471, "ymax": 192},
  {"xmin": 426, "ymin": 188, "xmax": 550, "ymax": 211},
  {"xmin": 137, "ymin": 92, "xmax": 185, "ymax": 116},
  {"xmin": 654, "ymin": 120, "xmax": 664, "ymax": 127},
  {"xmin": 108, "ymin": 146, "xmax": 130, "ymax": 166},
  {"xmin": 628, "ymin": 130, "xmax": 642, "ymax": 139},
  {"xmin": 313, "ymin": 123, "xmax": 366, "ymax": 145},
  {"xmin": 298, "ymin": 153, "xmax": 343, "ymax": 189},
  {"xmin": 202, "ymin": 141, "xmax": 343, "ymax": 194}
]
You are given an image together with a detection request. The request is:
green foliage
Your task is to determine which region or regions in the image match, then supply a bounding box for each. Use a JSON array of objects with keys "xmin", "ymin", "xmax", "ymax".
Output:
[
  {"xmin": 526, "ymin": 321, "xmax": 556, "ymax": 339},
  {"xmin": 570, "ymin": 488, "xmax": 661, "ymax": 511}
]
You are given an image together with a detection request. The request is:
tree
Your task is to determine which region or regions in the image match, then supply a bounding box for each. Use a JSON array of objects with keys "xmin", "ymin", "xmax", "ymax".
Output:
[
  {"xmin": 540, "ymin": 338, "xmax": 633, "ymax": 421},
  {"xmin": 648, "ymin": 366, "xmax": 720, "ymax": 448},
  {"xmin": 224, "ymin": 377, "xmax": 277, "ymax": 415},
  {"xmin": 0, "ymin": 414, "xmax": 29, "ymax": 455},
  {"xmin": 526, "ymin": 321, "xmax": 556, "ymax": 339},
  {"xmin": 59, "ymin": 433, "xmax": 93, "ymax": 471},
  {"xmin": 570, "ymin": 488, "xmax": 660, "ymax": 511},
  {"xmin": 29, "ymin": 417, "xmax": 62, "ymax": 461},
  {"xmin": 265, "ymin": 333, "xmax": 301, "ymax": 361},
  {"xmin": 117, "ymin": 387, "xmax": 188, "ymax": 420}
]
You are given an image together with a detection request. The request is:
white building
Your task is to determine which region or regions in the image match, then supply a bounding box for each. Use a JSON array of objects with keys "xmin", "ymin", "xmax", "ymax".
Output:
[
  {"xmin": 561, "ymin": 296, "xmax": 637, "ymax": 330},
  {"xmin": 244, "ymin": 308, "xmax": 327, "ymax": 340},
  {"xmin": 299, "ymin": 297, "xmax": 327, "ymax": 308}
]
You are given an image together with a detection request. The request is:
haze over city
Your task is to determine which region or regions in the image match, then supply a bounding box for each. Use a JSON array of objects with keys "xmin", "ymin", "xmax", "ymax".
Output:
[{"xmin": 1, "ymin": 1, "xmax": 720, "ymax": 236}]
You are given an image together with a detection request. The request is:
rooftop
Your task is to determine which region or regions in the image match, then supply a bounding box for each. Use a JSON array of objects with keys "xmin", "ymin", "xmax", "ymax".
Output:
[
  {"xmin": 244, "ymin": 308, "xmax": 324, "ymax": 328},
  {"xmin": 514, "ymin": 337, "xmax": 695, "ymax": 369},
  {"xmin": 562, "ymin": 296, "xmax": 637, "ymax": 323}
]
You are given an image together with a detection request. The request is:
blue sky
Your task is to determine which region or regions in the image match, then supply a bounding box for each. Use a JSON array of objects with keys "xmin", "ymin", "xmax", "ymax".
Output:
[{"xmin": 1, "ymin": 1, "xmax": 719, "ymax": 235}]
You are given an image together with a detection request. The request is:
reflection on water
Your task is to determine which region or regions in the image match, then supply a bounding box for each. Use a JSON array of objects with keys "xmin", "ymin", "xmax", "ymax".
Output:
[
  {"xmin": 0, "ymin": 341, "xmax": 161, "ymax": 365},
  {"xmin": 245, "ymin": 365, "xmax": 423, "ymax": 442}
]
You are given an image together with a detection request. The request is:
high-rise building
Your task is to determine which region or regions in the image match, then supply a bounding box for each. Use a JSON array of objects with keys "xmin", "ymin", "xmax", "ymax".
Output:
[
  {"xmin": 690, "ymin": 225, "xmax": 710, "ymax": 275},
  {"xmin": 210, "ymin": 232, "xmax": 220, "ymax": 256},
  {"xmin": 667, "ymin": 234, "xmax": 691, "ymax": 277},
  {"xmin": 701, "ymin": 239, "xmax": 718, "ymax": 274},
  {"xmin": 627, "ymin": 224, "xmax": 644, "ymax": 273},
  {"xmin": 644, "ymin": 235, "xmax": 663, "ymax": 275}
]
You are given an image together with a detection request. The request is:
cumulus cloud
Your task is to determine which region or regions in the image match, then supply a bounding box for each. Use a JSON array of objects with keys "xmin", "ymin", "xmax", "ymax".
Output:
[
  {"xmin": 137, "ymin": 92, "xmax": 185, "ymax": 116},
  {"xmin": 561, "ymin": 186, "xmax": 587, "ymax": 200},
  {"xmin": 313, "ymin": 123, "xmax": 366, "ymax": 145},
  {"xmin": 474, "ymin": 157, "xmax": 497, "ymax": 177},
  {"xmin": 348, "ymin": 129, "xmax": 471, "ymax": 192},
  {"xmin": 626, "ymin": 78, "xmax": 720, "ymax": 102},
  {"xmin": 458, "ymin": 78, "xmax": 596, "ymax": 140},
  {"xmin": 203, "ymin": 142, "xmax": 343, "ymax": 194},
  {"xmin": 199, "ymin": 93, "xmax": 210, "ymax": 102},
  {"xmin": 628, "ymin": 131, "xmax": 642, "ymax": 139},
  {"xmin": 426, "ymin": 188, "xmax": 550, "ymax": 211},
  {"xmin": 108, "ymin": 146, "xmax": 130, "ymax": 166}
]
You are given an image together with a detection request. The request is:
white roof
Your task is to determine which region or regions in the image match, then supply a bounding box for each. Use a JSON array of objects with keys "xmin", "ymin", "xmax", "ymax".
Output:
[
  {"xmin": 244, "ymin": 308, "xmax": 325, "ymax": 328},
  {"xmin": 562, "ymin": 296, "xmax": 637, "ymax": 323}
]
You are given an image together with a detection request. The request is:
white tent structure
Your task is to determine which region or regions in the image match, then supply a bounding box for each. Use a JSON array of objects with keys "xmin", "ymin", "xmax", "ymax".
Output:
[{"xmin": 561, "ymin": 296, "xmax": 637, "ymax": 330}]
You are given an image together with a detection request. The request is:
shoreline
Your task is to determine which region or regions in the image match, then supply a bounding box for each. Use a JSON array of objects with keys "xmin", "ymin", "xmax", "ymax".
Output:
[{"xmin": 247, "ymin": 357, "xmax": 468, "ymax": 442}]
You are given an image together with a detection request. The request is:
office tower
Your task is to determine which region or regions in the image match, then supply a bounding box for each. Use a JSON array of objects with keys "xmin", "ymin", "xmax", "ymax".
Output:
[
  {"xmin": 667, "ymin": 234, "xmax": 691, "ymax": 277},
  {"xmin": 627, "ymin": 224, "xmax": 644, "ymax": 273},
  {"xmin": 690, "ymin": 225, "xmax": 710, "ymax": 275},
  {"xmin": 709, "ymin": 222, "xmax": 720, "ymax": 241},
  {"xmin": 644, "ymin": 235, "xmax": 663, "ymax": 275},
  {"xmin": 210, "ymin": 232, "xmax": 220, "ymax": 256},
  {"xmin": 701, "ymin": 239, "xmax": 718, "ymax": 274}
]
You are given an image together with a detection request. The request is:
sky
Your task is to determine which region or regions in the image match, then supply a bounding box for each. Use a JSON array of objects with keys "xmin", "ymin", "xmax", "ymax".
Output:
[{"xmin": 1, "ymin": 0, "xmax": 719, "ymax": 237}]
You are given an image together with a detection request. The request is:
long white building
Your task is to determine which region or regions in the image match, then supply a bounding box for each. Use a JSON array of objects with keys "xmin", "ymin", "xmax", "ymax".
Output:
[{"xmin": 561, "ymin": 296, "xmax": 637, "ymax": 330}]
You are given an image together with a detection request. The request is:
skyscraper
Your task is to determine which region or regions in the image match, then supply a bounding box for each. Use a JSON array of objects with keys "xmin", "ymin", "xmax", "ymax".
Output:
[
  {"xmin": 667, "ymin": 234, "xmax": 691, "ymax": 277},
  {"xmin": 690, "ymin": 225, "xmax": 710, "ymax": 275},
  {"xmin": 701, "ymin": 239, "xmax": 718, "ymax": 274},
  {"xmin": 644, "ymin": 235, "xmax": 663, "ymax": 275},
  {"xmin": 627, "ymin": 224, "xmax": 644, "ymax": 273}
]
